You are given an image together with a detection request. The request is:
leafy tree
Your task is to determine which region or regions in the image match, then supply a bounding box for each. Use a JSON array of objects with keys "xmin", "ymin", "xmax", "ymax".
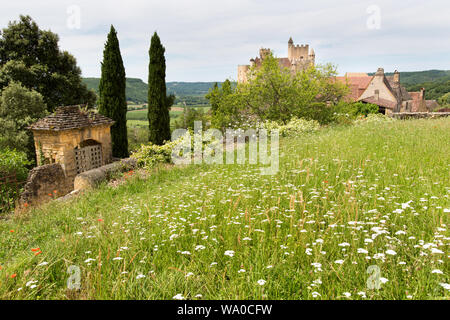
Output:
[
  {"xmin": 174, "ymin": 107, "xmax": 208, "ymax": 131},
  {"xmin": 0, "ymin": 81, "xmax": 47, "ymax": 160},
  {"xmin": 98, "ymin": 26, "xmax": 128, "ymax": 158},
  {"xmin": 438, "ymin": 92, "xmax": 450, "ymax": 107},
  {"xmin": 205, "ymin": 82, "xmax": 220, "ymax": 115},
  {"xmin": 0, "ymin": 15, "xmax": 96, "ymax": 112},
  {"xmin": 210, "ymin": 53, "xmax": 348, "ymax": 128},
  {"xmin": 147, "ymin": 32, "xmax": 174, "ymax": 145}
]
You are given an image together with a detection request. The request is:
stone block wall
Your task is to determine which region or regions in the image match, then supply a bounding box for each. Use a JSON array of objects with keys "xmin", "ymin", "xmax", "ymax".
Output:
[
  {"xmin": 19, "ymin": 164, "xmax": 73, "ymax": 207},
  {"xmin": 33, "ymin": 125, "xmax": 113, "ymax": 186}
]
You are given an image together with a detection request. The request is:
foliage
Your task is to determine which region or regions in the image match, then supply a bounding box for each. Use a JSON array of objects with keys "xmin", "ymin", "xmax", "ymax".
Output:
[
  {"xmin": 83, "ymin": 78, "xmax": 219, "ymax": 106},
  {"xmin": 174, "ymin": 106, "xmax": 209, "ymax": 131},
  {"xmin": 372, "ymin": 70, "xmax": 450, "ymax": 86},
  {"xmin": 438, "ymin": 92, "xmax": 450, "ymax": 107},
  {"xmin": 260, "ymin": 117, "xmax": 320, "ymax": 137},
  {"xmin": 354, "ymin": 113, "xmax": 397, "ymax": 125},
  {"xmin": 209, "ymin": 53, "xmax": 349, "ymax": 129},
  {"xmin": 98, "ymin": 25, "xmax": 129, "ymax": 158},
  {"xmin": 0, "ymin": 148, "xmax": 31, "ymax": 181},
  {"xmin": 0, "ymin": 81, "xmax": 47, "ymax": 159},
  {"xmin": 131, "ymin": 138, "xmax": 182, "ymax": 169},
  {"xmin": 406, "ymin": 79, "xmax": 450, "ymax": 101},
  {"xmin": 148, "ymin": 32, "xmax": 174, "ymax": 145},
  {"xmin": 127, "ymin": 125, "xmax": 149, "ymax": 153},
  {"xmin": 332, "ymin": 101, "xmax": 379, "ymax": 124},
  {"xmin": 0, "ymin": 15, "xmax": 96, "ymax": 112},
  {"xmin": 0, "ymin": 148, "xmax": 31, "ymax": 213},
  {"xmin": 0, "ymin": 118, "xmax": 448, "ymax": 299}
]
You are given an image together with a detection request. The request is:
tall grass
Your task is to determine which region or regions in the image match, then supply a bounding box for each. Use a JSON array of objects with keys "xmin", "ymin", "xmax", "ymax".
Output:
[{"xmin": 0, "ymin": 118, "xmax": 448, "ymax": 299}]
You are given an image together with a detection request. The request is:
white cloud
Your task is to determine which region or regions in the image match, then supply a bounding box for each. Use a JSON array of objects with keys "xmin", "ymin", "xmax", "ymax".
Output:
[{"xmin": 1, "ymin": 0, "xmax": 449, "ymax": 81}]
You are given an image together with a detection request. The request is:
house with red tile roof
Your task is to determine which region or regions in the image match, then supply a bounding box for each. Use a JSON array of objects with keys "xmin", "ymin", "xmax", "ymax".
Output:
[{"xmin": 337, "ymin": 68, "xmax": 439, "ymax": 114}]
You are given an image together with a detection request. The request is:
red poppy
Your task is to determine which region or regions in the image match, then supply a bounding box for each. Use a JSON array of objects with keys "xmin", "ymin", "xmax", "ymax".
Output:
[
  {"xmin": 11, "ymin": 274, "xmax": 17, "ymax": 279},
  {"xmin": 34, "ymin": 251, "xmax": 42, "ymax": 256},
  {"xmin": 31, "ymin": 248, "xmax": 40, "ymax": 252},
  {"xmin": 9, "ymin": 230, "xmax": 14, "ymax": 233},
  {"xmin": 97, "ymin": 218, "xmax": 104, "ymax": 222}
]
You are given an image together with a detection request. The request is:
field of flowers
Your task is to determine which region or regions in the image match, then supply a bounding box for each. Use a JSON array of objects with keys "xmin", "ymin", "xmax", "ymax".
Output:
[{"xmin": 0, "ymin": 118, "xmax": 448, "ymax": 299}]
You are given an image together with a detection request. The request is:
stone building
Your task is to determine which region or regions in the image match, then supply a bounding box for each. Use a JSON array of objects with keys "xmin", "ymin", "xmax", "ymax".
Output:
[
  {"xmin": 238, "ymin": 37, "xmax": 315, "ymax": 83},
  {"xmin": 29, "ymin": 105, "xmax": 115, "ymax": 186},
  {"xmin": 336, "ymin": 68, "xmax": 439, "ymax": 115}
]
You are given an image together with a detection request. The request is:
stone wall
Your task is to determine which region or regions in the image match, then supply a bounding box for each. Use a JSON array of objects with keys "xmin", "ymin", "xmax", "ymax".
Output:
[
  {"xmin": 33, "ymin": 124, "xmax": 113, "ymax": 186},
  {"xmin": 74, "ymin": 158, "xmax": 137, "ymax": 191},
  {"xmin": 19, "ymin": 164, "xmax": 73, "ymax": 207},
  {"xmin": 391, "ymin": 112, "xmax": 450, "ymax": 120}
]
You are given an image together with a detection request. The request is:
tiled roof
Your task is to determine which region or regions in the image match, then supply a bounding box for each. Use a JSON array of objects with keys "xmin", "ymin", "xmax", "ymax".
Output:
[
  {"xmin": 30, "ymin": 105, "xmax": 115, "ymax": 131},
  {"xmin": 277, "ymin": 58, "xmax": 292, "ymax": 68},
  {"xmin": 335, "ymin": 75, "xmax": 372, "ymax": 101},
  {"xmin": 386, "ymin": 77, "xmax": 411, "ymax": 101},
  {"xmin": 425, "ymin": 100, "xmax": 439, "ymax": 111},
  {"xmin": 361, "ymin": 96, "xmax": 397, "ymax": 110}
]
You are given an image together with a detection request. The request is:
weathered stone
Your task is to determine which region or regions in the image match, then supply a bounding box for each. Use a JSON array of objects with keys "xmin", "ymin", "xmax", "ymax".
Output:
[
  {"xmin": 391, "ymin": 112, "xmax": 450, "ymax": 120},
  {"xmin": 29, "ymin": 105, "xmax": 115, "ymax": 187},
  {"xmin": 74, "ymin": 158, "xmax": 137, "ymax": 191},
  {"xmin": 19, "ymin": 164, "xmax": 72, "ymax": 207}
]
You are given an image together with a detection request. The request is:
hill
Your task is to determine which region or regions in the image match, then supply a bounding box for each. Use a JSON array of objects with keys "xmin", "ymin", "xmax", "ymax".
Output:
[
  {"xmin": 82, "ymin": 78, "xmax": 220, "ymax": 105},
  {"xmin": 1, "ymin": 118, "xmax": 449, "ymax": 299},
  {"xmin": 368, "ymin": 69, "xmax": 450, "ymax": 85}
]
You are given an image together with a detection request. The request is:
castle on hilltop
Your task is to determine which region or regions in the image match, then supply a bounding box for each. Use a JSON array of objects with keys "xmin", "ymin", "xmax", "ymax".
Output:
[{"xmin": 237, "ymin": 37, "xmax": 315, "ymax": 83}]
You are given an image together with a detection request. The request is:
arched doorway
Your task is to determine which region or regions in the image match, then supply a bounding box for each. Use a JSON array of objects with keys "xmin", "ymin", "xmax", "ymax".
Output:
[{"xmin": 74, "ymin": 139, "xmax": 103, "ymax": 174}]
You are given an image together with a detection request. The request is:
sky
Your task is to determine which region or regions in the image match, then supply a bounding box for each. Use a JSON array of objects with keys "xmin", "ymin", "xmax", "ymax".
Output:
[{"xmin": 1, "ymin": 0, "xmax": 449, "ymax": 82}]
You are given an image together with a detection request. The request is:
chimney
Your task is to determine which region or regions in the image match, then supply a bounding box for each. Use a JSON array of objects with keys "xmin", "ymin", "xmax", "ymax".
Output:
[
  {"xmin": 420, "ymin": 87, "xmax": 425, "ymax": 100},
  {"xmin": 375, "ymin": 68, "xmax": 385, "ymax": 76},
  {"xmin": 393, "ymin": 70, "xmax": 400, "ymax": 84}
]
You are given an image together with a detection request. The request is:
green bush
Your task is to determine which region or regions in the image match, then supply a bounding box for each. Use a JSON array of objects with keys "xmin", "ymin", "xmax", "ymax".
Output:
[
  {"xmin": 131, "ymin": 138, "xmax": 182, "ymax": 169},
  {"xmin": 260, "ymin": 117, "xmax": 320, "ymax": 136},
  {"xmin": 0, "ymin": 148, "xmax": 31, "ymax": 181},
  {"xmin": 354, "ymin": 113, "xmax": 396, "ymax": 125},
  {"xmin": 0, "ymin": 148, "xmax": 31, "ymax": 213}
]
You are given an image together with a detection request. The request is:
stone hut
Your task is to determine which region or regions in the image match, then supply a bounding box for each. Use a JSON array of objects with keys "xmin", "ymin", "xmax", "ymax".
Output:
[{"xmin": 29, "ymin": 105, "xmax": 115, "ymax": 186}]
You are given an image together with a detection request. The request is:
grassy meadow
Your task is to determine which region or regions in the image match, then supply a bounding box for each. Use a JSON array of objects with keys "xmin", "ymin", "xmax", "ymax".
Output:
[{"xmin": 0, "ymin": 118, "xmax": 448, "ymax": 299}]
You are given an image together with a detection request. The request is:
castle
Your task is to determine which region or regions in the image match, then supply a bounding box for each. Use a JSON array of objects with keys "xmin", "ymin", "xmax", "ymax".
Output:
[{"xmin": 237, "ymin": 37, "xmax": 315, "ymax": 83}]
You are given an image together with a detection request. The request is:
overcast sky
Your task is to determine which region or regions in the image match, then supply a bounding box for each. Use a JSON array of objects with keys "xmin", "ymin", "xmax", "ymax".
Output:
[{"xmin": 1, "ymin": 0, "xmax": 449, "ymax": 82}]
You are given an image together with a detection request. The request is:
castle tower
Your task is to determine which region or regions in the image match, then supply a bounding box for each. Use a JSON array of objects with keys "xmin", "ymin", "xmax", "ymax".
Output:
[
  {"xmin": 308, "ymin": 48, "xmax": 315, "ymax": 65},
  {"xmin": 288, "ymin": 37, "xmax": 294, "ymax": 60},
  {"xmin": 237, "ymin": 65, "xmax": 250, "ymax": 83},
  {"xmin": 259, "ymin": 48, "xmax": 271, "ymax": 60}
]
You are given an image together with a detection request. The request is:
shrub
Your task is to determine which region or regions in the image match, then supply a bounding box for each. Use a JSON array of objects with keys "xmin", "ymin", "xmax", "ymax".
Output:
[
  {"xmin": 354, "ymin": 113, "xmax": 396, "ymax": 125},
  {"xmin": 0, "ymin": 148, "xmax": 31, "ymax": 213},
  {"xmin": 260, "ymin": 117, "xmax": 320, "ymax": 137},
  {"xmin": 0, "ymin": 148, "xmax": 31, "ymax": 181}
]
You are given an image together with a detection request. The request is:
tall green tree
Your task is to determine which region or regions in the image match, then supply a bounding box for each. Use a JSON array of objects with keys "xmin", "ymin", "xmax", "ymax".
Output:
[
  {"xmin": 98, "ymin": 26, "xmax": 128, "ymax": 158},
  {"xmin": 0, "ymin": 15, "xmax": 96, "ymax": 112},
  {"xmin": 147, "ymin": 32, "xmax": 174, "ymax": 145},
  {"xmin": 0, "ymin": 81, "xmax": 47, "ymax": 160},
  {"xmin": 211, "ymin": 53, "xmax": 349, "ymax": 128}
]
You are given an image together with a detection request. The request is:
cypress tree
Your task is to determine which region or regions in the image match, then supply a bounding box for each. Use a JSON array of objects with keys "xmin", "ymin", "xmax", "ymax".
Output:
[
  {"xmin": 98, "ymin": 25, "xmax": 128, "ymax": 158},
  {"xmin": 148, "ymin": 32, "xmax": 173, "ymax": 145}
]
